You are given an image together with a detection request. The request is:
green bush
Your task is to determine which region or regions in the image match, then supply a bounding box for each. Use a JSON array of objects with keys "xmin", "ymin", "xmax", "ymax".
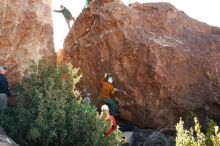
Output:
[
  {"xmin": 0, "ymin": 59, "xmax": 122, "ymax": 146},
  {"xmin": 206, "ymin": 120, "xmax": 217, "ymax": 146},
  {"xmin": 211, "ymin": 126, "xmax": 220, "ymax": 146},
  {"xmin": 176, "ymin": 117, "xmax": 220, "ymax": 146}
]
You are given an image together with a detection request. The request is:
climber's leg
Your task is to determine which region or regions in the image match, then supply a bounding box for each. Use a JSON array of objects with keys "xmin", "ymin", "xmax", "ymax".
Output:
[
  {"xmin": 71, "ymin": 16, "xmax": 75, "ymax": 22},
  {"xmin": 66, "ymin": 19, "xmax": 71, "ymax": 30},
  {"xmin": 101, "ymin": 98, "xmax": 117, "ymax": 116},
  {"xmin": 108, "ymin": 98, "xmax": 117, "ymax": 116}
]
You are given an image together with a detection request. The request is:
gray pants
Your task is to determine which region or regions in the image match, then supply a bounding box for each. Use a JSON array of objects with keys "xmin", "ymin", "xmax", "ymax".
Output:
[{"xmin": 0, "ymin": 93, "xmax": 8, "ymax": 110}]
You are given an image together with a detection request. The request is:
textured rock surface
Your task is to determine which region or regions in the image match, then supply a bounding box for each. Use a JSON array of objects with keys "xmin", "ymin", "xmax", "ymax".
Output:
[
  {"xmin": 0, "ymin": 127, "xmax": 18, "ymax": 146},
  {"xmin": 0, "ymin": 0, "xmax": 55, "ymax": 85},
  {"xmin": 63, "ymin": 0, "xmax": 220, "ymax": 128}
]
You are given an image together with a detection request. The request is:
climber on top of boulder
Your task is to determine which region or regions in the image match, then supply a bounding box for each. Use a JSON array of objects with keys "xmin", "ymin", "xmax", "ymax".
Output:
[
  {"xmin": 85, "ymin": 0, "xmax": 95, "ymax": 13},
  {"xmin": 99, "ymin": 73, "xmax": 118, "ymax": 116},
  {"xmin": 85, "ymin": 0, "xmax": 90, "ymax": 8},
  {"xmin": 85, "ymin": 0, "xmax": 95, "ymax": 8},
  {"xmin": 53, "ymin": 5, "xmax": 75, "ymax": 30}
]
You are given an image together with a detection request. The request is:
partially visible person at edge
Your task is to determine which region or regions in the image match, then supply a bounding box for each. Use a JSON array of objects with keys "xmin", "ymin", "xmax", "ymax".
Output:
[
  {"xmin": 85, "ymin": 0, "xmax": 95, "ymax": 13},
  {"xmin": 85, "ymin": 0, "xmax": 90, "ymax": 8},
  {"xmin": 0, "ymin": 66, "xmax": 11, "ymax": 110},
  {"xmin": 100, "ymin": 73, "xmax": 118, "ymax": 116},
  {"xmin": 100, "ymin": 104, "xmax": 117, "ymax": 137},
  {"xmin": 53, "ymin": 5, "xmax": 75, "ymax": 30},
  {"xmin": 85, "ymin": 0, "xmax": 94, "ymax": 8}
]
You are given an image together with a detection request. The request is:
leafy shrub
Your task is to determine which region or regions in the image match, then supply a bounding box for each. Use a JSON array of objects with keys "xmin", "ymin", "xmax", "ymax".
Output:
[
  {"xmin": 176, "ymin": 117, "xmax": 220, "ymax": 146},
  {"xmin": 206, "ymin": 120, "xmax": 217, "ymax": 146},
  {"xmin": 211, "ymin": 126, "xmax": 220, "ymax": 146},
  {"xmin": 0, "ymin": 59, "xmax": 122, "ymax": 146}
]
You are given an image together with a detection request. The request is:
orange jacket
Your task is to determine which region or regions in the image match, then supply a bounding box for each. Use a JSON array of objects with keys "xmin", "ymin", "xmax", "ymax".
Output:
[{"xmin": 100, "ymin": 77, "xmax": 115, "ymax": 99}]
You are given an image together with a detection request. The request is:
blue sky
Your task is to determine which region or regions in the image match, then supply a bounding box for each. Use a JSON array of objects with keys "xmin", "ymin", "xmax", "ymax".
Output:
[{"xmin": 52, "ymin": 0, "xmax": 220, "ymax": 51}]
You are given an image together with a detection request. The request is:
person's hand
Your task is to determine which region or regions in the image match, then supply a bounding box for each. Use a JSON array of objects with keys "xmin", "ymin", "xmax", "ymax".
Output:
[
  {"xmin": 114, "ymin": 88, "xmax": 118, "ymax": 92},
  {"xmin": 104, "ymin": 73, "xmax": 108, "ymax": 78}
]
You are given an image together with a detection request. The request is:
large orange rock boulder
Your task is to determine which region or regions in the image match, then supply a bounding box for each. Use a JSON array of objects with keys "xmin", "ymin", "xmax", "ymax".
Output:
[
  {"xmin": 63, "ymin": 0, "xmax": 220, "ymax": 128},
  {"xmin": 0, "ymin": 0, "xmax": 55, "ymax": 85}
]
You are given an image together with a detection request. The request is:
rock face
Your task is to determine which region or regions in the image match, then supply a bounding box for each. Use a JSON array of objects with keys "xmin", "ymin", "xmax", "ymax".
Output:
[
  {"xmin": 0, "ymin": 0, "xmax": 55, "ymax": 85},
  {"xmin": 63, "ymin": 0, "xmax": 220, "ymax": 128},
  {"xmin": 0, "ymin": 127, "xmax": 18, "ymax": 146}
]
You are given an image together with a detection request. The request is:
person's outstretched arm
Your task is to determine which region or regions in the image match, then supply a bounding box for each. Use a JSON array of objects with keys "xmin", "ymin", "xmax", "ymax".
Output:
[
  {"xmin": 53, "ymin": 10, "xmax": 62, "ymax": 13},
  {"xmin": 101, "ymin": 73, "xmax": 108, "ymax": 84}
]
